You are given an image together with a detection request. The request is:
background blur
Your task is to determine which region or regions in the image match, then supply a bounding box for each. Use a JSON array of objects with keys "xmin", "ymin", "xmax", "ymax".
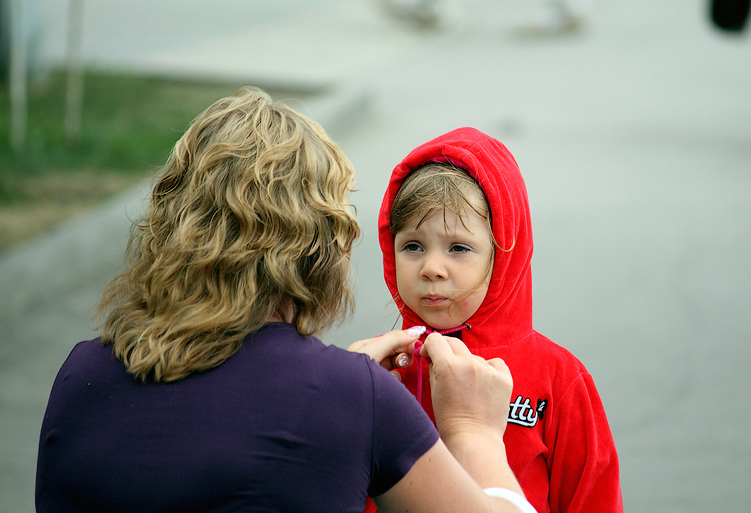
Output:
[{"xmin": 1, "ymin": 0, "xmax": 750, "ymax": 512}]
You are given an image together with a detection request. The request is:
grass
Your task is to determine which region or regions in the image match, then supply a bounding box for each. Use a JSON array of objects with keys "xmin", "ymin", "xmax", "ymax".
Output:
[
  {"xmin": 0, "ymin": 70, "xmax": 306, "ymax": 250},
  {"xmin": 0, "ymin": 70, "xmax": 249, "ymax": 199}
]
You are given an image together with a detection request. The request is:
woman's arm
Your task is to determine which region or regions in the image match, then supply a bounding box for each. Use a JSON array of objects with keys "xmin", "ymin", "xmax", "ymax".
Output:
[{"xmin": 375, "ymin": 333, "xmax": 534, "ymax": 513}]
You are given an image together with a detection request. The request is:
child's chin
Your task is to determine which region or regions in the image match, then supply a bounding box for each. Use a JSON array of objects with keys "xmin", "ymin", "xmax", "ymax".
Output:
[{"xmin": 421, "ymin": 315, "xmax": 459, "ymax": 331}]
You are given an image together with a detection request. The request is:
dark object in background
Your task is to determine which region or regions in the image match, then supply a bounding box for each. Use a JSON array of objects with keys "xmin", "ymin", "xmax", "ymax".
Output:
[{"xmin": 710, "ymin": 0, "xmax": 750, "ymax": 32}]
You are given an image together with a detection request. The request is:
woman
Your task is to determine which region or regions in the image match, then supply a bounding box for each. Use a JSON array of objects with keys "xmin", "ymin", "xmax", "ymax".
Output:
[{"xmin": 35, "ymin": 88, "xmax": 533, "ymax": 513}]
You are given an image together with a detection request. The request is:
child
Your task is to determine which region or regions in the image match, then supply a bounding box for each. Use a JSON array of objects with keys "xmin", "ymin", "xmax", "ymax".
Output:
[{"xmin": 378, "ymin": 127, "xmax": 623, "ymax": 513}]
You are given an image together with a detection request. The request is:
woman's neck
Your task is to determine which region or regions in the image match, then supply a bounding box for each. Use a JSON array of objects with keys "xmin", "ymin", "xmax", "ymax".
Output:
[{"xmin": 266, "ymin": 302, "xmax": 296, "ymax": 324}]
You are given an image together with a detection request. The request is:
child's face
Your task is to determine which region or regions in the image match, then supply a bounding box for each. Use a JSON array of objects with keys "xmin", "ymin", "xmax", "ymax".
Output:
[{"xmin": 394, "ymin": 207, "xmax": 493, "ymax": 330}]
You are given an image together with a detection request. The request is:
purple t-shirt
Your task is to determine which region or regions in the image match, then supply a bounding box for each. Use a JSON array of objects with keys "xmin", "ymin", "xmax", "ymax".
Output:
[{"xmin": 36, "ymin": 323, "xmax": 439, "ymax": 512}]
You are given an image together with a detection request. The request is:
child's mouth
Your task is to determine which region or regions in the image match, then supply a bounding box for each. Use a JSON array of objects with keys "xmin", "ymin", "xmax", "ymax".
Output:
[{"xmin": 421, "ymin": 295, "xmax": 447, "ymax": 307}]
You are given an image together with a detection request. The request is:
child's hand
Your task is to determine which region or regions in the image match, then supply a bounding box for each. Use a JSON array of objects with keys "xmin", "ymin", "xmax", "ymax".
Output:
[{"xmin": 347, "ymin": 326, "xmax": 427, "ymax": 380}]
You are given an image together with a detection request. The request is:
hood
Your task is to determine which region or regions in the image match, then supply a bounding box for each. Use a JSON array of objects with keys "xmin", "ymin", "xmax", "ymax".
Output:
[{"xmin": 378, "ymin": 127, "xmax": 533, "ymax": 350}]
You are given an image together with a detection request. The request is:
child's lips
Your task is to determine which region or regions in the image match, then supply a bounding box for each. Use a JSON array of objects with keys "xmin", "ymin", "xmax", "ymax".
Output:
[{"xmin": 421, "ymin": 295, "xmax": 447, "ymax": 307}]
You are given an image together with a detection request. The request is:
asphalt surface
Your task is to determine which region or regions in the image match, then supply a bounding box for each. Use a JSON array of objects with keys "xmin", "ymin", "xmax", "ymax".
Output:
[{"xmin": 2, "ymin": 0, "xmax": 750, "ymax": 511}]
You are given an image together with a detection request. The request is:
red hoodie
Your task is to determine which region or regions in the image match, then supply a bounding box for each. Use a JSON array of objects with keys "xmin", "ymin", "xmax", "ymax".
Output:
[{"xmin": 376, "ymin": 128, "xmax": 622, "ymax": 513}]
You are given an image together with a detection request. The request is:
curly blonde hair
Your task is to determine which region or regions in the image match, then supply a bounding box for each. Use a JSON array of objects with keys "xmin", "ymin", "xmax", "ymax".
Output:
[{"xmin": 97, "ymin": 87, "xmax": 360, "ymax": 382}]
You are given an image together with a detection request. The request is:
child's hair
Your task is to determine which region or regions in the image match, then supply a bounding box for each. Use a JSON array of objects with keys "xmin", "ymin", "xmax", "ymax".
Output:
[
  {"xmin": 97, "ymin": 87, "xmax": 360, "ymax": 382},
  {"xmin": 389, "ymin": 162, "xmax": 494, "ymax": 242}
]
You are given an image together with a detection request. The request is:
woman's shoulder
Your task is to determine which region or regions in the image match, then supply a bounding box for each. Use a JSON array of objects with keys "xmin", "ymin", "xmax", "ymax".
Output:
[
  {"xmin": 247, "ymin": 323, "xmax": 366, "ymax": 362},
  {"xmin": 58, "ymin": 337, "xmax": 116, "ymax": 373},
  {"xmin": 44, "ymin": 338, "xmax": 128, "ymax": 410},
  {"xmin": 236, "ymin": 322, "xmax": 377, "ymax": 383}
]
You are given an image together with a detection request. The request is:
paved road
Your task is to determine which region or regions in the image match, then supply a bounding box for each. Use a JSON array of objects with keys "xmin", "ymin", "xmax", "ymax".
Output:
[{"xmin": 3, "ymin": 0, "xmax": 750, "ymax": 511}]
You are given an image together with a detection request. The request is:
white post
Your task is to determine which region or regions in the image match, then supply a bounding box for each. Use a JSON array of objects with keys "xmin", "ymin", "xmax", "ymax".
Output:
[
  {"xmin": 9, "ymin": 0, "xmax": 28, "ymax": 152},
  {"xmin": 65, "ymin": 0, "xmax": 84, "ymax": 145}
]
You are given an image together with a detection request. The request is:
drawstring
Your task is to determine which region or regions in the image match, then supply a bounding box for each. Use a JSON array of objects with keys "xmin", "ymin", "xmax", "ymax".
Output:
[{"xmin": 412, "ymin": 324, "xmax": 471, "ymax": 405}]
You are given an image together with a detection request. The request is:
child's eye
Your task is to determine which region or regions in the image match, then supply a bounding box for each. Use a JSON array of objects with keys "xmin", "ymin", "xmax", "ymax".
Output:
[
  {"xmin": 451, "ymin": 244, "xmax": 471, "ymax": 253},
  {"xmin": 403, "ymin": 242, "xmax": 423, "ymax": 252}
]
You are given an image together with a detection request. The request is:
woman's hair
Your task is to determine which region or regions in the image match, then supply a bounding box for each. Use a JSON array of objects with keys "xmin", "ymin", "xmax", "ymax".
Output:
[
  {"xmin": 97, "ymin": 87, "xmax": 360, "ymax": 382},
  {"xmin": 389, "ymin": 163, "xmax": 493, "ymax": 239}
]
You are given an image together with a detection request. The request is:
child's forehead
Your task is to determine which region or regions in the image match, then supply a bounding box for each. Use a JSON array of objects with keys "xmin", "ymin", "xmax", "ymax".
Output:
[
  {"xmin": 412, "ymin": 187, "xmax": 488, "ymax": 218},
  {"xmin": 405, "ymin": 205, "xmax": 488, "ymax": 235}
]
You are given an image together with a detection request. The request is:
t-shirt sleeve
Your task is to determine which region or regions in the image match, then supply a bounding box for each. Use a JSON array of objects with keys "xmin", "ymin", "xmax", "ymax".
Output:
[{"xmin": 365, "ymin": 360, "xmax": 440, "ymax": 497}]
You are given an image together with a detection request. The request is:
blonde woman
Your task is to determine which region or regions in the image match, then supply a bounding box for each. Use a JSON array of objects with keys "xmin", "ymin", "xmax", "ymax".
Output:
[{"xmin": 35, "ymin": 88, "xmax": 534, "ymax": 513}]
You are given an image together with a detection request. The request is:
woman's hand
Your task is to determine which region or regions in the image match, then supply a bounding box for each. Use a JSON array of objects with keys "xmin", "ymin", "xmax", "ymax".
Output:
[
  {"xmin": 421, "ymin": 332, "xmax": 513, "ymax": 442},
  {"xmin": 376, "ymin": 333, "xmax": 526, "ymax": 512},
  {"xmin": 347, "ymin": 326, "xmax": 426, "ymax": 379}
]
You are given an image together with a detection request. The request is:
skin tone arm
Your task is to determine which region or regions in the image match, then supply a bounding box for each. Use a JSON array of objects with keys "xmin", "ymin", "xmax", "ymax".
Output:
[{"xmin": 349, "ymin": 332, "xmax": 528, "ymax": 513}]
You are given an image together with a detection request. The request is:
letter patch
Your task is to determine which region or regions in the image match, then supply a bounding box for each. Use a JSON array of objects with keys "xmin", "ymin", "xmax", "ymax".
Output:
[{"xmin": 508, "ymin": 395, "xmax": 548, "ymax": 427}]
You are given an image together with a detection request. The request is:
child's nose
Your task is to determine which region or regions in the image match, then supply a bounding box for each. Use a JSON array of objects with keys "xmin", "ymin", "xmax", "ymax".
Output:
[{"xmin": 420, "ymin": 254, "xmax": 447, "ymax": 280}]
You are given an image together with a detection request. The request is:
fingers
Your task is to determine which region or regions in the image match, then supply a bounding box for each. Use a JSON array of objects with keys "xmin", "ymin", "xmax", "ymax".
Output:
[
  {"xmin": 389, "ymin": 352, "xmax": 412, "ymax": 371},
  {"xmin": 347, "ymin": 326, "xmax": 426, "ymax": 369},
  {"xmin": 420, "ymin": 331, "xmax": 472, "ymax": 363},
  {"xmin": 486, "ymin": 357, "xmax": 510, "ymax": 374},
  {"xmin": 486, "ymin": 357, "xmax": 513, "ymax": 391},
  {"xmin": 419, "ymin": 332, "xmax": 514, "ymax": 439}
]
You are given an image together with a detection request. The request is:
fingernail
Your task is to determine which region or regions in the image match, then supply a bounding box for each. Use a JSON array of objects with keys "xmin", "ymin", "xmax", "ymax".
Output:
[
  {"xmin": 396, "ymin": 354, "xmax": 410, "ymax": 368},
  {"xmin": 406, "ymin": 326, "xmax": 426, "ymax": 337}
]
